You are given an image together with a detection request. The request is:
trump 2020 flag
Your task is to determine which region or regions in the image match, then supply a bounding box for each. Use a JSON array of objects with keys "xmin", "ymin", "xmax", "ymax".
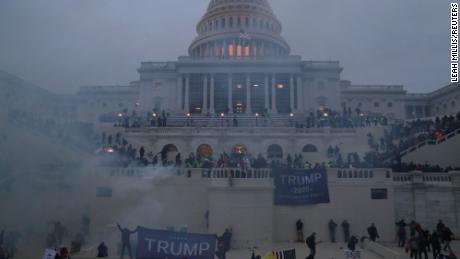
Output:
[
  {"xmin": 136, "ymin": 226, "xmax": 216, "ymax": 259},
  {"xmin": 274, "ymin": 168, "xmax": 330, "ymax": 206}
]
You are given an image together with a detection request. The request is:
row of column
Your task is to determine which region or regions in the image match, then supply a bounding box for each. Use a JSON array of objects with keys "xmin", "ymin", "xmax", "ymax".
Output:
[
  {"xmin": 177, "ymin": 73, "xmax": 303, "ymax": 114},
  {"xmin": 192, "ymin": 39, "xmax": 287, "ymax": 58}
]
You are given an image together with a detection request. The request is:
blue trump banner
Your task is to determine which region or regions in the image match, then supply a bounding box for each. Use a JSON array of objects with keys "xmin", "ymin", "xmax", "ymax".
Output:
[
  {"xmin": 136, "ymin": 227, "xmax": 216, "ymax": 259},
  {"xmin": 274, "ymin": 168, "xmax": 330, "ymax": 206}
]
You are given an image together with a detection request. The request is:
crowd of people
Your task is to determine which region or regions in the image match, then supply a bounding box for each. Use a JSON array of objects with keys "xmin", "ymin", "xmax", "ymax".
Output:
[
  {"xmin": 396, "ymin": 220, "xmax": 456, "ymax": 259},
  {"xmin": 104, "ymin": 106, "xmax": 390, "ymax": 129}
]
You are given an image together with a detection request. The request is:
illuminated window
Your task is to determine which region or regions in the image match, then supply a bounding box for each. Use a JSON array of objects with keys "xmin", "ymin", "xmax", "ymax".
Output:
[
  {"xmin": 237, "ymin": 45, "xmax": 242, "ymax": 57},
  {"xmin": 228, "ymin": 44, "xmax": 234, "ymax": 57},
  {"xmin": 245, "ymin": 46, "xmax": 250, "ymax": 57}
]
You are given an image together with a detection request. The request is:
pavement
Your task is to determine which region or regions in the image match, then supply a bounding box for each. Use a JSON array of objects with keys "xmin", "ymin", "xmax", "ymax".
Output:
[{"xmin": 25, "ymin": 240, "xmax": 460, "ymax": 259}]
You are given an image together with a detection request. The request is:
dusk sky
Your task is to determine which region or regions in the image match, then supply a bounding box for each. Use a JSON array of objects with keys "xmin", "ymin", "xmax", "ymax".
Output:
[{"xmin": 0, "ymin": 0, "xmax": 451, "ymax": 93}]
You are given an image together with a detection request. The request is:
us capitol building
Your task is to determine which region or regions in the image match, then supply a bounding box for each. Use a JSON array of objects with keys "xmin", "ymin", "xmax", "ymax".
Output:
[
  {"xmin": 76, "ymin": 0, "xmax": 459, "ymax": 124},
  {"xmin": 2, "ymin": 0, "xmax": 460, "ymax": 252}
]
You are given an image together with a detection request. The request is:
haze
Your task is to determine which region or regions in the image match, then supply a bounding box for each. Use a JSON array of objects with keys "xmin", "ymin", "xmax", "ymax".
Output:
[{"xmin": 0, "ymin": 0, "xmax": 450, "ymax": 94}]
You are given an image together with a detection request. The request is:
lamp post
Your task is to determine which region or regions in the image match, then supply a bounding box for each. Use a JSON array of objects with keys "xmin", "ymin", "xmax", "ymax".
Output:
[
  {"xmin": 289, "ymin": 112, "xmax": 294, "ymax": 127},
  {"xmin": 255, "ymin": 113, "xmax": 259, "ymax": 127},
  {"xmin": 151, "ymin": 112, "xmax": 157, "ymax": 127},
  {"xmin": 186, "ymin": 113, "xmax": 191, "ymax": 127},
  {"xmin": 117, "ymin": 112, "xmax": 123, "ymax": 127},
  {"xmin": 220, "ymin": 112, "xmax": 225, "ymax": 127}
]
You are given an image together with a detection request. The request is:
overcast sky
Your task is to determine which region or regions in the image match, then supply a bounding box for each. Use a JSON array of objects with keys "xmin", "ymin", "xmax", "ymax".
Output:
[{"xmin": 0, "ymin": 0, "xmax": 451, "ymax": 94}]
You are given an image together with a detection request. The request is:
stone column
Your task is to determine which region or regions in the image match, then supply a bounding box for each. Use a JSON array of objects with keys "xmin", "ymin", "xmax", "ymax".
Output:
[
  {"xmin": 264, "ymin": 74, "xmax": 269, "ymax": 112},
  {"xmin": 185, "ymin": 74, "xmax": 190, "ymax": 113},
  {"xmin": 177, "ymin": 75, "xmax": 183, "ymax": 111},
  {"xmin": 289, "ymin": 74, "xmax": 294, "ymax": 113},
  {"xmin": 296, "ymin": 75, "xmax": 303, "ymax": 112},
  {"xmin": 227, "ymin": 74, "xmax": 233, "ymax": 114},
  {"xmin": 246, "ymin": 74, "xmax": 252, "ymax": 114},
  {"xmin": 271, "ymin": 74, "xmax": 277, "ymax": 114},
  {"xmin": 203, "ymin": 74, "xmax": 208, "ymax": 114},
  {"xmin": 210, "ymin": 74, "xmax": 215, "ymax": 114}
]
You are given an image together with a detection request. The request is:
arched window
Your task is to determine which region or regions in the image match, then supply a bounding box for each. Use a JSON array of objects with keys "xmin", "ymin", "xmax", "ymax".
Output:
[
  {"xmin": 221, "ymin": 18, "xmax": 226, "ymax": 28},
  {"xmin": 267, "ymin": 144, "xmax": 283, "ymax": 159},
  {"xmin": 302, "ymin": 144, "xmax": 318, "ymax": 153},
  {"xmin": 161, "ymin": 144, "xmax": 179, "ymax": 161}
]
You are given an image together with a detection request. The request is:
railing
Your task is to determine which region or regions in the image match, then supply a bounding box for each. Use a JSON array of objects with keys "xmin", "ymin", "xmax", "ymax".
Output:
[
  {"xmin": 392, "ymin": 172, "xmax": 453, "ymax": 184},
  {"xmin": 125, "ymin": 126, "xmax": 358, "ymax": 136},
  {"xmin": 105, "ymin": 168, "xmax": 458, "ymax": 186},
  {"xmin": 400, "ymin": 128, "xmax": 460, "ymax": 157}
]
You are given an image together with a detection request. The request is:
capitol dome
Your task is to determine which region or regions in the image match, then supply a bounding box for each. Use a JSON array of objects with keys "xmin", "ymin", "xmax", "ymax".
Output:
[{"xmin": 189, "ymin": 0, "xmax": 290, "ymax": 59}]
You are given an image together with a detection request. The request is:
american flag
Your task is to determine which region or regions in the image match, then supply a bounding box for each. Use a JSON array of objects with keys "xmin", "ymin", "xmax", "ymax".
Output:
[
  {"xmin": 239, "ymin": 30, "xmax": 252, "ymax": 40},
  {"xmin": 274, "ymin": 248, "xmax": 296, "ymax": 259}
]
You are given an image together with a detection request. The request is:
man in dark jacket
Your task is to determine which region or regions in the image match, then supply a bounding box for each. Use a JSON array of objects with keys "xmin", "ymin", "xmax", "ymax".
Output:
[
  {"xmin": 367, "ymin": 223, "xmax": 380, "ymax": 242},
  {"xmin": 347, "ymin": 236, "xmax": 359, "ymax": 251},
  {"xmin": 396, "ymin": 219, "xmax": 407, "ymax": 247},
  {"xmin": 117, "ymin": 224, "xmax": 137, "ymax": 259},
  {"xmin": 329, "ymin": 220, "xmax": 337, "ymax": 243},
  {"xmin": 296, "ymin": 219, "xmax": 304, "ymax": 242},
  {"xmin": 431, "ymin": 231, "xmax": 441, "ymax": 259},
  {"xmin": 305, "ymin": 232, "xmax": 317, "ymax": 259},
  {"xmin": 341, "ymin": 220, "xmax": 350, "ymax": 243},
  {"xmin": 97, "ymin": 242, "xmax": 108, "ymax": 258}
]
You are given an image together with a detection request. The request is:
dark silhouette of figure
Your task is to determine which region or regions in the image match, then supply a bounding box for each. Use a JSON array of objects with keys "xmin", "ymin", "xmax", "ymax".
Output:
[
  {"xmin": 305, "ymin": 232, "xmax": 316, "ymax": 259},
  {"xmin": 347, "ymin": 236, "xmax": 359, "ymax": 251},
  {"xmin": 418, "ymin": 230, "xmax": 429, "ymax": 259},
  {"xmin": 431, "ymin": 231, "xmax": 441, "ymax": 259},
  {"xmin": 296, "ymin": 219, "xmax": 304, "ymax": 242},
  {"xmin": 0, "ymin": 244, "xmax": 9, "ymax": 259},
  {"xmin": 442, "ymin": 227, "xmax": 453, "ymax": 251},
  {"xmin": 396, "ymin": 219, "xmax": 407, "ymax": 247},
  {"xmin": 409, "ymin": 234, "xmax": 419, "ymax": 259},
  {"xmin": 117, "ymin": 224, "xmax": 137, "ymax": 259},
  {"xmin": 222, "ymin": 229, "xmax": 232, "ymax": 251},
  {"xmin": 328, "ymin": 219, "xmax": 337, "ymax": 243},
  {"xmin": 367, "ymin": 223, "xmax": 380, "ymax": 242},
  {"xmin": 215, "ymin": 229, "xmax": 232, "ymax": 259},
  {"xmin": 97, "ymin": 242, "xmax": 108, "ymax": 258},
  {"xmin": 341, "ymin": 220, "xmax": 350, "ymax": 242}
]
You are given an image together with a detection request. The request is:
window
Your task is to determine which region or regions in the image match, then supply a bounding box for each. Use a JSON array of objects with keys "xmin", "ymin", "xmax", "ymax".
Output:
[
  {"xmin": 371, "ymin": 189, "xmax": 388, "ymax": 200},
  {"xmin": 374, "ymin": 102, "xmax": 380, "ymax": 108},
  {"xmin": 387, "ymin": 102, "xmax": 393, "ymax": 108},
  {"xmin": 302, "ymin": 144, "xmax": 318, "ymax": 153},
  {"xmin": 267, "ymin": 144, "xmax": 283, "ymax": 159}
]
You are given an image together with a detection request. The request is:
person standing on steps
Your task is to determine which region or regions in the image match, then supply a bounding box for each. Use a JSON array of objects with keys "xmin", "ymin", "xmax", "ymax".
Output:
[
  {"xmin": 328, "ymin": 219, "xmax": 337, "ymax": 243},
  {"xmin": 296, "ymin": 219, "xmax": 304, "ymax": 242},
  {"xmin": 341, "ymin": 220, "xmax": 350, "ymax": 243}
]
